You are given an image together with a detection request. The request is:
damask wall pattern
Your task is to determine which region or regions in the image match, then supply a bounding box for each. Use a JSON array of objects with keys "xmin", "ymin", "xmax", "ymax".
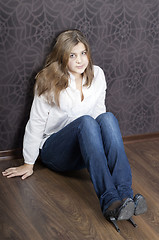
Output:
[{"xmin": 0, "ymin": 0, "xmax": 159, "ymax": 151}]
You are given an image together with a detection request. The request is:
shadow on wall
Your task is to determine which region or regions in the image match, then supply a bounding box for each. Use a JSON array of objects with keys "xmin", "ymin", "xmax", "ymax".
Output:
[{"xmin": 1, "ymin": 0, "xmax": 159, "ymax": 151}]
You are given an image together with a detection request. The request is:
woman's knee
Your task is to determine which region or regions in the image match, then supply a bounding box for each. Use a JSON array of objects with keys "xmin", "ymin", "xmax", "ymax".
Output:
[
  {"xmin": 96, "ymin": 112, "xmax": 118, "ymax": 125},
  {"xmin": 96, "ymin": 112, "xmax": 122, "ymax": 141},
  {"xmin": 78, "ymin": 115, "xmax": 99, "ymax": 130}
]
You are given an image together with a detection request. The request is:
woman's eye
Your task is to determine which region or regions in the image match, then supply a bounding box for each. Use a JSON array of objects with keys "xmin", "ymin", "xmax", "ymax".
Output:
[
  {"xmin": 82, "ymin": 51, "xmax": 87, "ymax": 55},
  {"xmin": 70, "ymin": 54, "xmax": 75, "ymax": 58}
]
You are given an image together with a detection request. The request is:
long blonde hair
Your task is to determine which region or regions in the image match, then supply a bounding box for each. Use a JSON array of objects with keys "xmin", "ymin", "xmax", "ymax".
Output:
[{"xmin": 35, "ymin": 29, "xmax": 94, "ymax": 105}]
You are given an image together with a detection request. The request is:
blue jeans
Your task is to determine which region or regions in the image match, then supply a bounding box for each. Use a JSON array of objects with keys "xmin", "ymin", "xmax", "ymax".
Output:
[{"xmin": 40, "ymin": 112, "xmax": 133, "ymax": 214}]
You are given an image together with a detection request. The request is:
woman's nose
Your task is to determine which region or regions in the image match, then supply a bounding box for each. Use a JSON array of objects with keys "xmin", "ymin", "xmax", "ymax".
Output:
[{"xmin": 76, "ymin": 55, "xmax": 82, "ymax": 63}]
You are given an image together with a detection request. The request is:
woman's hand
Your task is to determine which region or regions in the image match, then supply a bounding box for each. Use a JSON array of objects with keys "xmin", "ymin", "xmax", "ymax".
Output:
[{"xmin": 2, "ymin": 163, "xmax": 34, "ymax": 180}]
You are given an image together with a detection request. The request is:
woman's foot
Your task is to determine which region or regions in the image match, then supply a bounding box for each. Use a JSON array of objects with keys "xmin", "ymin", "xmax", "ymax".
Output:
[
  {"xmin": 104, "ymin": 198, "xmax": 135, "ymax": 232},
  {"xmin": 116, "ymin": 198, "xmax": 135, "ymax": 220},
  {"xmin": 104, "ymin": 198, "xmax": 135, "ymax": 220},
  {"xmin": 133, "ymin": 194, "xmax": 147, "ymax": 215}
]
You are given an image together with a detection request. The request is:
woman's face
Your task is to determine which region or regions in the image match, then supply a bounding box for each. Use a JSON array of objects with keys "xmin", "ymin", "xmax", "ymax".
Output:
[{"xmin": 67, "ymin": 42, "xmax": 89, "ymax": 78}]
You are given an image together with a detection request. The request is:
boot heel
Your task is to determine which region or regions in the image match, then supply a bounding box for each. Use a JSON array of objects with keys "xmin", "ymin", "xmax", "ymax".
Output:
[
  {"xmin": 109, "ymin": 217, "xmax": 120, "ymax": 232},
  {"xmin": 128, "ymin": 217, "xmax": 137, "ymax": 227}
]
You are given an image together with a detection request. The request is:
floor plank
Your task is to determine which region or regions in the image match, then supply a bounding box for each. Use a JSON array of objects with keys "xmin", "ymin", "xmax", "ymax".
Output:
[{"xmin": 0, "ymin": 139, "xmax": 159, "ymax": 240}]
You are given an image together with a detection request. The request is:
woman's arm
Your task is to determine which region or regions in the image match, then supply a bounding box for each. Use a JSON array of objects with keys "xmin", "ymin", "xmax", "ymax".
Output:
[
  {"xmin": 2, "ymin": 93, "xmax": 51, "ymax": 179},
  {"xmin": 23, "ymin": 93, "xmax": 51, "ymax": 165},
  {"xmin": 92, "ymin": 66, "xmax": 107, "ymax": 118}
]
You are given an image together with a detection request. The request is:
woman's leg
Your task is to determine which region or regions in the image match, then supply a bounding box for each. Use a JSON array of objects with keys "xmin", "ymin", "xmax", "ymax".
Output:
[
  {"xmin": 96, "ymin": 112, "xmax": 133, "ymax": 200},
  {"xmin": 40, "ymin": 115, "xmax": 121, "ymax": 213}
]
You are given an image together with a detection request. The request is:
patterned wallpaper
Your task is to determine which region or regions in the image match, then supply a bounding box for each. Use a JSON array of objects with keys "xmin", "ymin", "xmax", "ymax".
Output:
[{"xmin": 1, "ymin": 0, "xmax": 159, "ymax": 151}]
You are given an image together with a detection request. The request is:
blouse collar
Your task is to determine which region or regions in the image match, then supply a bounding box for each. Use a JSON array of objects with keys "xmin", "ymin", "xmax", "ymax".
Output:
[{"xmin": 68, "ymin": 71, "xmax": 86, "ymax": 88}]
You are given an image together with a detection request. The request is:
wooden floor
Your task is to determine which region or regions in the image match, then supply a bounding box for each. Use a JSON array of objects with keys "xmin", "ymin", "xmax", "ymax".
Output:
[{"xmin": 0, "ymin": 139, "xmax": 159, "ymax": 240}]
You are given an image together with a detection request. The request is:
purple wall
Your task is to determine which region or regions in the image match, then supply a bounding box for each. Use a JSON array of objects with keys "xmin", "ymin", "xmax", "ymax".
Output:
[{"xmin": 1, "ymin": 0, "xmax": 159, "ymax": 151}]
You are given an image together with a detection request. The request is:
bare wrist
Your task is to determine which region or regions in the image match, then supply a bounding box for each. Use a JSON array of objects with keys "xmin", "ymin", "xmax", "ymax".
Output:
[{"xmin": 24, "ymin": 163, "xmax": 34, "ymax": 169}]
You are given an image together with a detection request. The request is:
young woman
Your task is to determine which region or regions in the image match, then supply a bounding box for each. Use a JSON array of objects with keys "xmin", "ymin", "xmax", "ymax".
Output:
[{"xmin": 2, "ymin": 30, "xmax": 147, "ymax": 232}]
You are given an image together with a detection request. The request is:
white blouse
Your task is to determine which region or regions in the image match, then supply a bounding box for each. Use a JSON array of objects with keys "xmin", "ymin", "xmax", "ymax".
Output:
[{"xmin": 23, "ymin": 65, "xmax": 107, "ymax": 164}]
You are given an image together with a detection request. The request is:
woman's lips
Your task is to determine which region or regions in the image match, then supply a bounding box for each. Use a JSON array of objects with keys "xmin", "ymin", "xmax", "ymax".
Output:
[{"xmin": 76, "ymin": 65, "xmax": 84, "ymax": 69}]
